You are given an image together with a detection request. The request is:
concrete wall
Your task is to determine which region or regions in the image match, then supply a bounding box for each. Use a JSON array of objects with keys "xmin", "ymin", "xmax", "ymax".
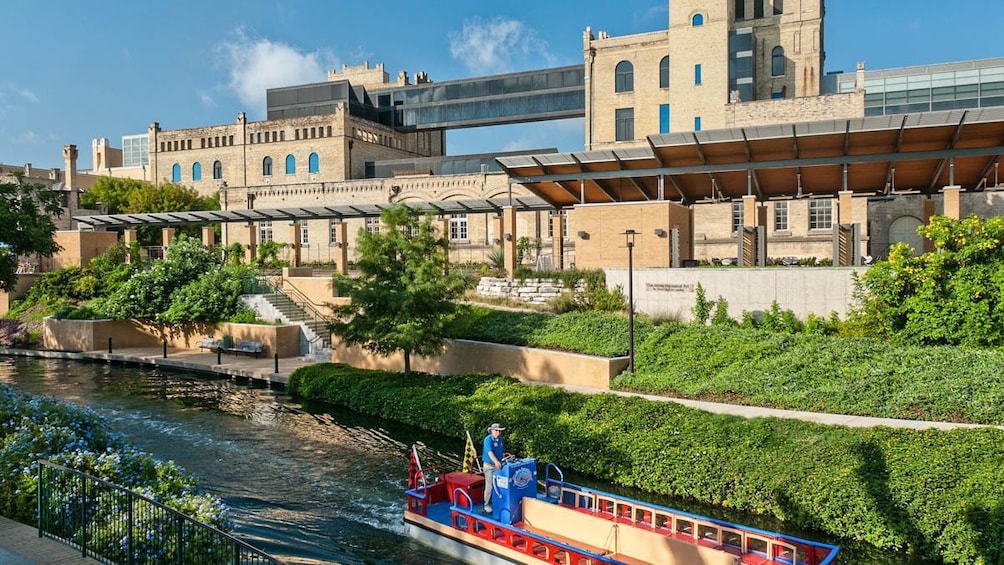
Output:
[
  {"xmin": 332, "ymin": 337, "xmax": 627, "ymax": 390},
  {"xmin": 605, "ymin": 266, "xmax": 863, "ymax": 321},
  {"xmin": 43, "ymin": 318, "xmax": 302, "ymax": 358},
  {"xmin": 43, "ymin": 231, "xmax": 119, "ymax": 271}
]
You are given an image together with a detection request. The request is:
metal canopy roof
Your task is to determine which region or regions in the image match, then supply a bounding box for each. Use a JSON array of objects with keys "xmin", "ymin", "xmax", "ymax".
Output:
[
  {"xmin": 74, "ymin": 196, "xmax": 554, "ymax": 230},
  {"xmin": 497, "ymin": 108, "xmax": 1004, "ymax": 207}
]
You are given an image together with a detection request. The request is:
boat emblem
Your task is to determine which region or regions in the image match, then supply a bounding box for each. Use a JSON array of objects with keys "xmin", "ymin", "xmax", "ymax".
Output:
[{"xmin": 513, "ymin": 467, "xmax": 533, "ymax": 489}]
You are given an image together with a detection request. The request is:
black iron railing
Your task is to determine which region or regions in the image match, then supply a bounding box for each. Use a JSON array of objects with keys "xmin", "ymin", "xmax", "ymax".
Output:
[{"xmin": 37, "ymin": 461, "xmax": 281, "ymax": 564}]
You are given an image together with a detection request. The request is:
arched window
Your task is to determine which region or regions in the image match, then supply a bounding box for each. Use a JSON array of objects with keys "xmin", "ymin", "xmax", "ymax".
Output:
[
  {"xmin": 692, "ymin": 13, "xmax": 704, "ymax": 26},
  {"xmin": 192, "ymin": 162, "xmax": 202, "ymax": 181},
  {"xmin": 659, "ymin": 56, "xmax": 670, "ymax": 89},
  {"xmin": 263, "ymin": 156, "xmax": 273, "ymax": 176},
  {"xmin": 308, "ymin": 152, "xmax": 319, "ymax": 174},
  {"xmin": 171, "ymin": 163, "xmax": 180, "ymax": 182},
  {"xmin": 213, "ymin": 160, "xmax": 222, "ymax": 180},
  {"xmin": 772, "ymin": 46, "xmax": 785, "ymax": 77},
  {"xmin": 615, "ymin": 61, "xmax": 634, "ymax": 93},
  {"xmin": 285, "ymin": 154, "xmax": 296, "ymax": 175}
]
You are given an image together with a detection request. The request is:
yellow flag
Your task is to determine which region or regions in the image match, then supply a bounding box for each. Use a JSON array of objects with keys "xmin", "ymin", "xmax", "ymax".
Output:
[{"xmin": 462, "ymin": 430, "xmax": 480, "ymax": 473}]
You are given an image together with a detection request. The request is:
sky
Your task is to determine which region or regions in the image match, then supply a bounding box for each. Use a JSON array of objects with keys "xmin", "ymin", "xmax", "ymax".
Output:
[{"xmin": 1, "ymin": 0, "xmax": 1002, "ymax": 171}]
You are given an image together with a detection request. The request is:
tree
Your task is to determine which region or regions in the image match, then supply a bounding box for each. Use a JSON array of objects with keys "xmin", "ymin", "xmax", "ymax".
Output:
[
  {"xmin": 80, "ymin": 176, "xmax": 146, "ymax": 214},
  {"xmin": 0, "ymin": 174, "xmax": 62, "ymax": 292},
  {"xmin": 329, "ymin": 204, "xmax": 466, "ymax": 375},
  {"xmin": 126, "ymin": 182, "xmax": 219, "ymax": 246}
]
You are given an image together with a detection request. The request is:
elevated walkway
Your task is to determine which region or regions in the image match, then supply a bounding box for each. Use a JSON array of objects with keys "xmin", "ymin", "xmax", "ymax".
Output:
[{"xmin": 0, "ymin": 516, "xmax": 101, "ymax": 564}]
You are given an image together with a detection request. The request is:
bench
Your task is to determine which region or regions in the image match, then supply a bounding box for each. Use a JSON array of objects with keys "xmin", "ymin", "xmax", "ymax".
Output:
[
  {"xmin": 231, "ymin": 340, "xmax": 264, "ymax": 358},
  {"xmin": 197, "ymin": 337, "xmax": 222, "ymax": 352}
]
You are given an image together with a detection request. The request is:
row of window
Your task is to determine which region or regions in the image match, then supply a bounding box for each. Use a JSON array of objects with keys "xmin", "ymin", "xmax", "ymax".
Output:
[
  {"xmin": 615, "ymin": 105, "xmax": 701, "ymax": 141},
  {"xmin": 731, "ymin": 199, "xmax": 834, "ymax": 233},
  {"xmin": 257, "ymin": 212, "xmax": 572, "ymax": 246},
  {"xmin": 160, "ymin": 127, "xmax": 334, "ymax": 154},
  {"xmin": 614, "ymin": 46, "xmax": 784, "ymax": 96},
  {"xmin": 169, "ymin": 153, "xmax": 322, "ymax": 182},
  {"xmin": 735, "ymin": 0, "xmax": 783, "ymax": 20}
]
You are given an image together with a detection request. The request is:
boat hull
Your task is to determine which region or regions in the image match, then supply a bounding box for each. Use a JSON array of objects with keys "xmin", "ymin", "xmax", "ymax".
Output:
[{"xmin": 404, "ymin": 511, "xmax": 526, "ymax": 565}]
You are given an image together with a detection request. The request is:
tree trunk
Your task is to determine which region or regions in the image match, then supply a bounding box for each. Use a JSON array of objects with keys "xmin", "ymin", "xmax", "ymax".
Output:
[{"xmin": 403, "ymin": 349, "xmax": 411, "ymax": 376}]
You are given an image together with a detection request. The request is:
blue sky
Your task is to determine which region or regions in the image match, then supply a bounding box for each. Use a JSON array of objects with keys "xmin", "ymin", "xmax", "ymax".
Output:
[{"xmin": 2, "ymin": 0, "xmax": 1002, "ymax": 171}]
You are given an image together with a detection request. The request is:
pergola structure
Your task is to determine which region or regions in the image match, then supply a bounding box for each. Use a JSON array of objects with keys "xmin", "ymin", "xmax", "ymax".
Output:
[
  {"xmin": 73, "ymin": 196, "xmax": 555, "ymax": 273},
  {"xmin": 497, "ymin": 108, "xmax": 1004, "ymax": 205},
  {"xmin": 497, "ymin": 108, "xmax": 1004, "ymax": 267}
]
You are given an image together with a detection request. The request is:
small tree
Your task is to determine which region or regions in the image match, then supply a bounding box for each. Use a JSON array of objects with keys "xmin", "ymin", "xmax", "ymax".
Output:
[
  {"xmin": 0, "ymin": 174, "xmax": 62, "ymax": 292},
  {"xmin": 329, "ymin": 205, "xmax": 466, "ymax": 375}
]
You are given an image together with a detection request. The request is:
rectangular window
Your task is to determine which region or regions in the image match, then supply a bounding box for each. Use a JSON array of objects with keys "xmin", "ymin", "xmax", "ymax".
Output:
[
  {"xmin": 365, "ymin": 217, "xmax": 381, "ymax": 235},
  {"xmin": 731, "ymin": 201, "xmax": 744, "ymax": 234},
  {"xmin": 695, "ymin": 64, "xmax": 702, "ymax": 85},
  {"xmin": 259, "ymin": 221, "xmax": 273, "ymax": 243},
  {"xmin": 809, "ymin": 199, "xmax": 833, "ymax": 230},
  {"xmin": 774, "ymin": 201, "xmax": 789, "ymax": 231},
  {"xmin": 754, "ymin": 0, "xmax": 765, "ymax": 18},
  {"xmin": 300, "ymin": 223, "xmax": 309, "ymax": 245},
  {"xmin": 735, "ymin": 0, "xmax": 745, "ymax": 19},
  {"xmin": 329, "ymin": 220, "xmax": 339, "ymax": 245},
  {"xmin": 547, "ymin": 210, "xmax": 569, "ymax": 239},
  {"xmin": 659, "ymin": 104, "xmax": 670, "ymax": 134},
  {"xmin": 449, "ymin": 214, "xmax": 468, "ymax": 241},
  {"xmin": 694, "ymin": 116, "xmax": 702, "ymax": 131},
  {"xmin": 615, "ymin": 108, "xmax": 634, "ymax": 141}
]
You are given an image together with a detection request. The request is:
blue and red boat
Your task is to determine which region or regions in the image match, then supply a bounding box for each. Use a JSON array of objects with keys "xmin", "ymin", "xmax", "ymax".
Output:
[{"xmin": 405, "ymin": 445, "xmax": 838, "ymax": 565}]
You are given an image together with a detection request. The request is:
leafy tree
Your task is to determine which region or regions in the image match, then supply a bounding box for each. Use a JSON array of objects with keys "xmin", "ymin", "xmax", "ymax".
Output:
[
  {"xmin": 329, "ymin": 205, "xmax": 466, "ymax": 375},
  {"xmin": 159, "ymin": 264, "xmax": 256, "ymax": 324},
  {"xmin": 0, "ymin": 174, "xmax": 62, "ymax": 293},
  {"xmin": 126, "ymin": 182, "xmax": 219, "ymax": 246},
  {"xmin": 80, "ymin": 176, "xmax": 146, "ymax": 214}
]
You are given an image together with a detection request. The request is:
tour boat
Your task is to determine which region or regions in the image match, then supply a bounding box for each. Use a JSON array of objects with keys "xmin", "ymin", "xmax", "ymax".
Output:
[{"xmin": 404, "ymin": 445, "xmax": 838, "ymax": 565}]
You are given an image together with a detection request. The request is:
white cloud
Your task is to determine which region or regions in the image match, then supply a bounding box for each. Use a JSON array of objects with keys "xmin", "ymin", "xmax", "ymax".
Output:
[
  {"xmin": 199, "ymin": 91, "xmax": 215, "ymax": 107},
  {"xmin": 14, "ymin": 131, "xmax": 43, "ymax": 145},
  {"xmin": 16, "ymin": 88, "xmax": 39, "ymax": 104},
  {"xmin": 214, "ymin": 27, "xmax": 333, "ymax": 116},
  {"xmin": 449, "ymin": 17, "xmax": 554, "ymax": 74}
]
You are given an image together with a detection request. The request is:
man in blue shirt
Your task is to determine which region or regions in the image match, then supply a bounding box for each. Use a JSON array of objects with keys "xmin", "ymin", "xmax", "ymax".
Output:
[{"xmin": 482, "ymin": 423, "xmax": 505, "ymax": 513}]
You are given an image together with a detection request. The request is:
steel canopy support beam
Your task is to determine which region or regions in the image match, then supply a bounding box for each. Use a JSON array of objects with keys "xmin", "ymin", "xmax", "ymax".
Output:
[
  {"xmin": 927, "ymin": 111, "xmax": 969, "ymax": 192},
  {"xmin": 612, "ymin": 152, "xmax": 651, "ymax": 200}
]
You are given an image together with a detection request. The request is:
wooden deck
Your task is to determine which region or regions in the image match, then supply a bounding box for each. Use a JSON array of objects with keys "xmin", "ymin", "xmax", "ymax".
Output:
[{"xmin": 0, "ymin": 516, "xmax": 102, "ymax": 564}]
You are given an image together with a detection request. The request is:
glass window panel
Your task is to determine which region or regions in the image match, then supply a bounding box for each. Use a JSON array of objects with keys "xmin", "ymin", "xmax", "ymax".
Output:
[
  {"xmin": 981, "ymin": 96, "xmax": 1004, "ymax": 107},
  {"xmin": 981, "ymin": 81, "xmax": 1004, "ymax": 96},
  {"xmin": 955, "ymin": 70, "xmax": 980, "ymax": 84},
  {"xmin": 956, "ymin": 84, "xmax": 979, "ymax": 99},
  {"xmin": 864, "ymin": 92, "xmax": 885, "ymax": 106},
  {"xmin": 884, "ymin": 76, "xmax": 907, "ymax": 87},
  {"xmin": 884, "ymin": 90, "xmax": 908, "ymax": 103},
  {"xmin": 932, "ymin": 86, "xmax": 956, "ymax": 101},
  {"xmin": 907, "ymin": 89, "xmax": 931, "ymax": 103},
  {"xmin": 907, "ymin": 75, "xmax": 931, "ymax": 88},
  {"xmin": 980, "ymin": 67, "xmax": 1004, "ymax": 81},
  {"xmin": 865, "ymin": 106, "xmax": 885, "ymax": 116}
]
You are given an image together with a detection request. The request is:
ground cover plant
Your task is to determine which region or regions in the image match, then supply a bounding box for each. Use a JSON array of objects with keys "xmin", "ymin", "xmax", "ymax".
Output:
[{"xmin": 288, "ymin": 364, "xmax": 1004, "ymax": 564}]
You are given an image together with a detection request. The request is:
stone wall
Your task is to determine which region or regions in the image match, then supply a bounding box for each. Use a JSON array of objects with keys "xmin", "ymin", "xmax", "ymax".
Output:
[
  {"xmin": 476, "ymin": 277, "xmax": 579, "ymax": 305},
  {"xmin": 332, "ymin": 337, "xmax": 626, "ymax": 390},
  {"xmin": 725, "ymin": 91, "xmax": 864, "ymax": 128}
]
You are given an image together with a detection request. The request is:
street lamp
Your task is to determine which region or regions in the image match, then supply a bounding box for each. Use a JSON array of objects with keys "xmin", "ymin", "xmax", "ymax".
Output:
[{"xmin": 623, "ymin": 229, "xmax": 637, "ymax": 373}]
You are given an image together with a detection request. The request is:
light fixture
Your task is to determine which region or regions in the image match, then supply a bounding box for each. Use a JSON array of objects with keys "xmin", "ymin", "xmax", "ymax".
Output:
[
  {"xmin": 577, "ymin": 230, "xmax": 589, "ymax": 240},
  {"xmin": 492, "ymin": 237, "xmax": 501, "ymax": 245},
  {"xmin": 502, "ymin": 233, "xmax": 512, "ymax": 241},
  {"xmin": 654, "ymin": 228, "xmax": 667, "ymax": 237}
]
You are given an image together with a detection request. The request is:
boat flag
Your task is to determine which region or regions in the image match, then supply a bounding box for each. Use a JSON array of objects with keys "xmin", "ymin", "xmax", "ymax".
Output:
[
  {"xmin": 462, "ymin": 430, "xmax": 480, "ymax": 473},
  {"xmin": 408, "ymin": 446, "xmax": 423, "ymax": 490}
]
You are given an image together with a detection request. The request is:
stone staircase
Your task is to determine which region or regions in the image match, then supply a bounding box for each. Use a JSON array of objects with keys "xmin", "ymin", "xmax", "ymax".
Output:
[{"xmin": 243, "ymin": 278, "xmax": 332, "ymax": 360}]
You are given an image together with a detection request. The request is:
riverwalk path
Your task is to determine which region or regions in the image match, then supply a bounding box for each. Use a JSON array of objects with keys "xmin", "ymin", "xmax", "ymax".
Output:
[{"xmin": 0, "ymin": 345, "xmax": 994, "ymax": 563}]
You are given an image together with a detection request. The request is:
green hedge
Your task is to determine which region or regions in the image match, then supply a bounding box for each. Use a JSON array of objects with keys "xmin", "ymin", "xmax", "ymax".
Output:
[
  {"xmin": 614, "ymin": 324, "xmax": 1004, "ymax": 425},
  {"xmin": 288, "ymin": 363, "xmax": 1004, "ymax": 564},
  {"xmin": 448, "ymin": 306, "xmax": 652, "ymax": 358}
]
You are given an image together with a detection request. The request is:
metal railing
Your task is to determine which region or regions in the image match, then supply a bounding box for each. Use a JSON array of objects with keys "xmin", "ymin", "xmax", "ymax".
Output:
[
  {"xmin": 244, "ymin": 276, "xmax": 331, "ymax": 351},
  {"xmin": 37, "ymin": 461, "xmax": 282, "ymax": 565}
]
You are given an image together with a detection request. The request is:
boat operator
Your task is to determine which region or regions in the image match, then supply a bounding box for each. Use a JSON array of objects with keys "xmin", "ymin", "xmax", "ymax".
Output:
[{"xmin": 482, "ymin": 423, "xmax": 506, "ymax": 514}]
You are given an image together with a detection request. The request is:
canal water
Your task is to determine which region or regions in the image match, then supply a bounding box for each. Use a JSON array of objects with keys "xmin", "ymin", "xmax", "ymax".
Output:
[{"xmin": 0, "ymin": 357, "xmax": 930, "ymax": 564}]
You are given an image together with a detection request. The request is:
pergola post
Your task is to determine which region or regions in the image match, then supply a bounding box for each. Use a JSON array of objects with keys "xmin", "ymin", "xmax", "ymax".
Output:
[
  {"xmin": 943, "ymin": 185, "xmax": 962, "ymax": 219},
  {"xmin": 288, "ymin": 222, "xmax": 302, "ymax": 267},
  {"xmin": 246, "ymin": 223, "xmax": 257, "ymax": 263},
  {"xmin": 201, "ymin": 226, "xmax": 215, "ymax": 250},
  {"xmin": 335, "ymin": 222, "xmax": 348, "ymax": 275},
  {"xmin": 161, "ymin": 228, "xmax": 175, "ymax": 252},
  {"xmin": 123, "ymin": 229, "xmax": 137, "ymax": 263},
  {"xmin": 502, "ymin": 206, "xmax": 517, "ymax": 277},
  {"xmin": 922, "ymin": 198, "xmax": 937, "ymax": 254}
]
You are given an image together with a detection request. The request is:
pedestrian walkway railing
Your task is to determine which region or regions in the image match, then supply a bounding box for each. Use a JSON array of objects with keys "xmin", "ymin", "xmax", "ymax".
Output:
[{"xmin": 37, "ymin": 460, "xmax": 282, "ymax": 564}]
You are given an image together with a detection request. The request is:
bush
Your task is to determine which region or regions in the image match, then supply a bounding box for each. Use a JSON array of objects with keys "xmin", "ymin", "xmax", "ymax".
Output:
[
  {"xmin": 287, "ymin": 364, "xmax": 1004, "ymax": 564},
  {"xmin": 0, "ymin": 384, "xmax": 228, "ymax": 531}
]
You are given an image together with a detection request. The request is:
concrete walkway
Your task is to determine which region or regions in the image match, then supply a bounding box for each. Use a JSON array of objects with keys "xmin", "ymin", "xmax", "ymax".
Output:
[{"xmin": 0, "ymin": 345, "xmax": 995, "ymax": 562}]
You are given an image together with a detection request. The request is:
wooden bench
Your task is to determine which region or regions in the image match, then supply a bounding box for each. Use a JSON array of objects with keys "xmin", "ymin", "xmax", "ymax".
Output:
[{"xmin": 197, "ymin": 337, "xmax": 222, "ymax": 352}]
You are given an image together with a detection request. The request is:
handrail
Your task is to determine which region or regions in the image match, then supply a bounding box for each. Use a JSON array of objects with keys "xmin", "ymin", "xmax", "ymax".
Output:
[
  {"xmin": 37, "ymin": 460, "xmax": 282, "ymax": 564},
  {"xmin": 248, "ymin": 275, "xmax": 330, "ymax": 349}
]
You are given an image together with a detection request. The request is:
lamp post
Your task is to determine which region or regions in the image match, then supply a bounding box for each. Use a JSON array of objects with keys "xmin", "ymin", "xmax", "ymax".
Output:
[{"xmin": 623, "ymin": 229, "xmax": 636, "ymax": 374}]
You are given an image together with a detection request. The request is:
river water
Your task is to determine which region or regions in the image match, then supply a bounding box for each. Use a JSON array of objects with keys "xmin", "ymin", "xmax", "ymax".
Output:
[{"xmin": 0, "ymin": 356, "xmax": 929, "ymax": 564}]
